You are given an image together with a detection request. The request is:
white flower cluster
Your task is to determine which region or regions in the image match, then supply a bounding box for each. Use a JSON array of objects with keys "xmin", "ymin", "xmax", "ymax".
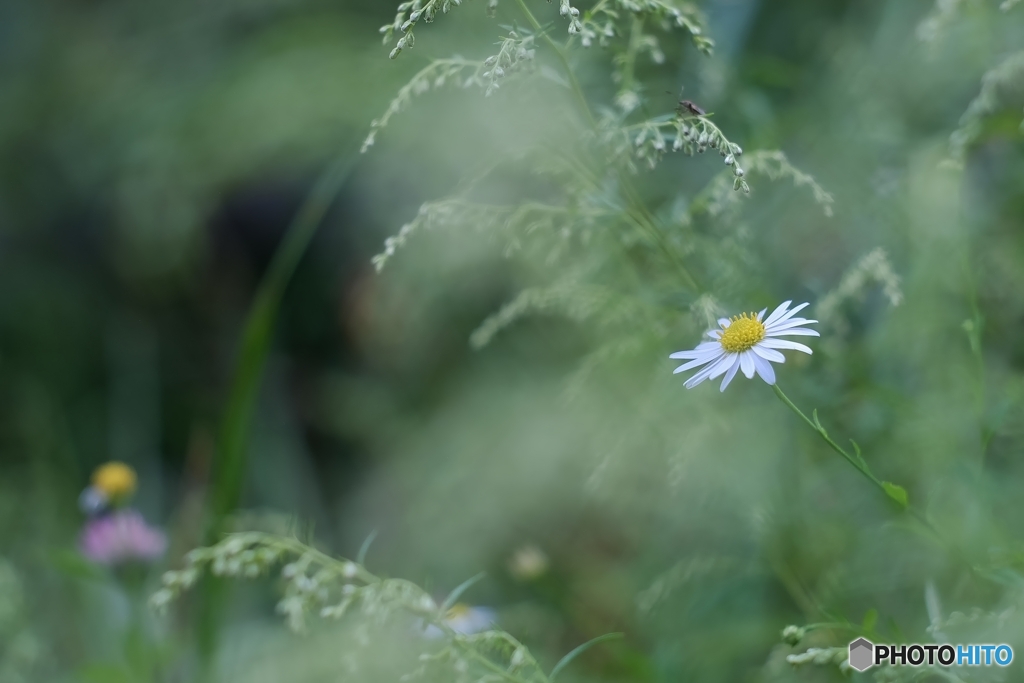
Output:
[
  {"xmin": 372, "ymin": 199, "xmax": 598, "ymax": 272},
  {"xmin": 606, "ymin": 113, "xmax": 745, "ymax": 179},
  {"xmin": 470, "ymin": 280, "xmax": 631, "ymax": 349},
  {"xmin": 777, "ymin": 626, "xmax": 855, "ymax": 675},
  {"xmin": 150, "ymin": 533, "xmax": 286, "ymax": 611},
  {"xmin": 949, "ymin": 50, "xmax": 1024, "ymax": 163},
  {"xmin": 404, "ymin": 630, "xmax": 545, "ymax": 683},
  {"xmin": 152, "ymin": 533, "xmax": 403, "ymax": 634},
  {"xmin": 915, "ymin": 0, "xmax": 964, "ymax": 43},
  {"xmin": 480, "ymin": 30, "xmax": 537, "ymax": 97},
  {"xmin": 578, "ymin": 17, "xmax": 616, "ymax": 49},
  {"xmin": 695, "ymin": 150, "xmax": 835, "ymax": 218},
  {"xmin": 362, "ymin": 31, "xmax": 537, "ymax": 153},
  {"xmin": 925, "ymin": 604, "xmax": 1018, "ymax": 643},
  {"xmin": 381, "ymin": 0, "xmax": 465, "ymax": 60},
  {"xmin": 152, "ymin": 532, "xmax": 560, "ymax": 683},
  {"xmin": 816, "ymin": 248, "xmax": 902, "ymax": 336},
  {"xmin": 558, "ymin": 0, "xmax": 584, "ymax": 35},
  {"xmin": 361, "ymin": 59, "xmax": 479, "ymax": 153},
  {"xmin": 780, "ymin": 624, "xmax": 806, "ymax": 645},
  {"xmin": 785, "ymin": 646, "xmax": 851, "ymax": 672},
  {"xmin": 566, "ymin": 0, "xmax": 714, "ymax": 55}
]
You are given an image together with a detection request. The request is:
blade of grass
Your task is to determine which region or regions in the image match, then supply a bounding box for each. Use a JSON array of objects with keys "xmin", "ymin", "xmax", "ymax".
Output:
[
  {"xmin": 549, "ymin": 633, "xmax": 624, "ymax": 681},
  {"xmin": 196, "ymin": 148, "xmax": 359, "ymax": 664},
  {"xmin": 205, "ymin": 152, "xmax": 358, "ymax": 535},
  {"xmin": 356, "ymin": 530, "xmax": 378, "ymax": 566},
  {"xmin": 440, "ymin": 572, "xmax": 486, "ymax": 614}
]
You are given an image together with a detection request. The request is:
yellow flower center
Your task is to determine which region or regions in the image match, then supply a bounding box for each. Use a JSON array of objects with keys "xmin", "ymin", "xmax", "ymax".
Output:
[
  {"xmin": 446, "ymin": 603, "xmax": 470, "ymax": 619},
  {"xmin": 92, "ymin": 462, "xmax": 137, "ymax": 500},
  {"xmin": 719, "ymin": 312, "xmax": 766, "ymax": 353}
]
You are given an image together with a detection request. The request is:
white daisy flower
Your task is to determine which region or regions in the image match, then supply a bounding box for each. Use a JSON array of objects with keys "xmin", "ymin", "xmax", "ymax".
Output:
[
  {"xmin": 423, "ymin": 603, "xmax": 497, "ymax": 638},
  {"xmin": 670, "ymin": 300, "xmax": 819, "ymax": 391}
]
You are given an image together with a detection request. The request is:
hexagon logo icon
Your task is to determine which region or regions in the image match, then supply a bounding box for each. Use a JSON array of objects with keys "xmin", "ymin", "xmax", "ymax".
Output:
[{"xmin": 849, "ymin": 637, "xmax": 874, "ymax": 672}]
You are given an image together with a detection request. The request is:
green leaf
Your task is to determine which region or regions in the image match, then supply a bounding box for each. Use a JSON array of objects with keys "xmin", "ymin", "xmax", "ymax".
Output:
[
  {"xmin": 441, "ymin": 572, "xmax": 486, "ymax": 614},
  {"xmin": 206, "ymin": 153, "xmax": 359, "ymax": 535},
  {"xmin": 357, "ymin": 530, "xmax": 378, "ymax": 567},
  {"xmin": 882, "ymin": 482, "xmax": 909, "ymax": 509},
  {"xmin": 197, "ymin": 151, "xmax": 359, "ymax": 662},
  {"xmin": 812, "ymin": 409, "xmax": 828, "ymax": 436},
  {"xmin": 550, "ymin": 633, "xmax": 624, "ymax": 681},
  {"xmin": 862, "ymin": 608, "xmax": 878, "ymax": 633},
  {"xmin": 850, "ymin": 440, "xmax": 871, "ymax": 473}
]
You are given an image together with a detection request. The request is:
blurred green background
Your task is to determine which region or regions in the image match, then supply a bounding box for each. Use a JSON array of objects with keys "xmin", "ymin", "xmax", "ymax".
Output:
[{"xmin": 2, "ymin": 0, "xmax": 1024, "ymax": 681}]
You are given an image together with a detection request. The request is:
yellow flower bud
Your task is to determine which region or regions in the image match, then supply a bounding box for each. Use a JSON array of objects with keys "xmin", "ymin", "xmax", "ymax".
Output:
[{"xmin": 91, "ymin": 462, "xmax": 137, "ymax": 501}]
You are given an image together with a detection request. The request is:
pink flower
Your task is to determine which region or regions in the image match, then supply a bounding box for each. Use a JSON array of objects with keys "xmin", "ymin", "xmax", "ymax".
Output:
[{"xmin": 79, "ymin": 509, "xmax": 167, "ymax": 565}]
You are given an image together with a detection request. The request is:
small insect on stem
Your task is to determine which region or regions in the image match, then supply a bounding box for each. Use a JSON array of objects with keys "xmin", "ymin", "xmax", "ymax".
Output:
[
  {"xmin": 677, "ymin": 99, "xmax": 705, "ymax": 117},
  {"xmin": 667, "ymin": 89, "xmax": 707, "ymax": 118}
]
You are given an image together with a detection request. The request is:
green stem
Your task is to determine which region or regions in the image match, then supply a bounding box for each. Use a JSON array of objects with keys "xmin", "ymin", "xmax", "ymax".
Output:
[
  {"xmin": 512, "ymin": 0, "xmax": 595, "ymax": 128},
  {"xmin": 771, "ymin": 384, "xmax": 940, "ymax": 537},
  {"xmin": 772, "ymin": 385, "xmax": 1012, "ymax": 595},
  {"xmin": 620, "ymin": 16, "xmax": 643, "ymax": 96},
  {"xmin": 772, "ymin": 384, "xmax": 879, "ymax": 488},
  {"xmin": 962, "ymin": 255, "xmax": 991, "ymax": 463}
]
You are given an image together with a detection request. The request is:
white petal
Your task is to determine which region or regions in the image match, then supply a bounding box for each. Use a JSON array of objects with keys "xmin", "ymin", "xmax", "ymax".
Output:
[
  {"xmin": 684, "ymin": 354, "xmax": 735, "ymax": 388},
  {"xmin": 708, "ymin": 354, "xmax": 737, "ymax": 379},
  {"xmin": 706, "ymin": 329, "xmax": 722, "ymax": 339},
  {"xmin": 669, "ymin": 342, "xmax": 720, "ymax": 359},
  {"xmin": 770, "ymin": 302, "xmax": 810, "ymax": 326},
  {"xmin": 717, "ymin": 318, "xmax": 730, "ymax": 328},
  {"xmin": 752, "ymin": 345, "xmax": 785, "ymax": 363},
  {"xmin": 752, "ymin": 353, "xmax": 776, "ymax": 384},
  {"xmin": 767, "ymin": 327, "xmax": 820, "ymax": 337},
  {"xmin": 684, "ymin": 373, "xmax": 709, "ymax": 389},
  {"xmin": 756, "ymin": 308, "xmax": 767, "ymax": 321},
  {"xmin": 763, "ymin": 300, "xmax": 792, "ymax": 327},
  {"xmin": 673, "ymin": 351, "xmax": 722, "ymax": 373},
  {"xmin": 760, "ymin": 338, "xmax": 813, "ymax": 355},
  {"xmin": 740, "ymin": 351, "xmax": 756, "ymax": 378},
  {"xmin": 766, "ymin": 318, "xmax": 817, "ymax": 332},
  {"xmin": 683, "ymin": 357, "xmax": 722, "ymax": 388},
  {"xmin": 719, "ymin": 361, "xmax": 741, "ymax": 392}
]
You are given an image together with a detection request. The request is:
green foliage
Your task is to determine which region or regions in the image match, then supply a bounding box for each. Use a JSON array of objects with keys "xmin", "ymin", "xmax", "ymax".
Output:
[
  {"xmin": 881, "ymin": 482, "xmax": 909, "ymax": 510},
  {"xmin": 157, "ymin": 532, "xmax": 616, "ymax": 683},
  {"xmin": 0, "ymin": 559, "xmax": 44, "ymax": 682},
  {"xmin": 949, "ymin": 50, "xmax": 1024, "ymax": 162},
  {"xmin": 4, "ymin": 0, "xmax": 1024, "ymax": 682}
]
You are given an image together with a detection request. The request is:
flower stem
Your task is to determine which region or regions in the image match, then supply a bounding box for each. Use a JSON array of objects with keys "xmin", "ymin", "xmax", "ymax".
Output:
[
  {"xmin": 772, "ymin": 384, "xmax": 879, "ymax": 487},
  {"xmin": 768, "ymin": 384, "xmax": 1012, "ymax": 593},
  {"xmin": 771, "ymin": 384, "xmax": 940, "ymax": 537}
]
